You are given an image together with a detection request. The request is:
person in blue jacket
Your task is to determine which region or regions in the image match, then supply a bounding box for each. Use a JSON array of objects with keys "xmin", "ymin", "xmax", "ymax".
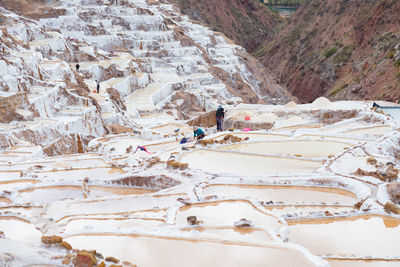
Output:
[{"xmin": 193, "ymin": 127, "xmax": 205, "ymax": 140}]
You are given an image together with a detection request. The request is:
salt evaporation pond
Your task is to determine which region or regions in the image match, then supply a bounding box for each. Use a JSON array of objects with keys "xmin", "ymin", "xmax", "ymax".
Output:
[
  {"xmin": 342, "ymin": 125, "xmax": 391, "ymax": 135},
  {"xmin": 220, "ymin": 140, "xmax": 350, "ymax": 157},
  {"xmin": 203, "ymin": 184, "xmax": 357, "ymax": 205},
  {"xmin": 209, "ymin": 132, "xmax": 291, "ymax": 141},
  {"xmin": 18, "ymin": 185, "xmax": 155, "ymax": 204},
  {"xmin": 329, "ymin": 259, "xmax": 400, "ymax": 267},
  {"xmin": 64, "ymin": 218, "xmax": 162, "ymax": 235},
  {"xmin": 180, "ymin": 150, "xmax": 321, "ymax": 175},
  {"xmin": 151, "ymin": 123, "xmax": 192, "ymax": 135},
  {"xmin": 288, "ymin": 215, "xmax": 400, "ymax": 258},
  {"xmin": 35, "ymin": 167, "xmax": 125, "ymax": 181},
  {"xmin": 66, "ymin": 234, "xmax": 314, "ymax": 267},
  {"xmin": 180, "ymin": 227, "xmax": 273, "ymax": 245},
  {"xmin": 264, "ymin": 205, "xmax": 354, "ymax": 216},
  {"xmin": 176, "ymin": 200, "xmax": 280, "ymax": 228},
  {"xmin": 0, "ymin": 217, "xmax": 41, "ymax": 245}
]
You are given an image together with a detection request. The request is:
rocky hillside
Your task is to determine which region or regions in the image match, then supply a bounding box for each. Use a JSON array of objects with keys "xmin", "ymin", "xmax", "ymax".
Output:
[
  {"xmin": 172, "ymin": 0, "xmax": 282, "ymax": 53},
  {"xmin": 0, "ymin": 0, "xmax": 294, "ymax": 153},
  {"xmin": 256, "ymin": 0, "xmax": 400, "ymax": 103}
]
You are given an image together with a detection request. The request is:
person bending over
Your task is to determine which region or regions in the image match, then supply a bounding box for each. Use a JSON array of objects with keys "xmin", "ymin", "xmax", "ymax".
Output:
[{"xmin": 193, "ymin": 127, "xmax": 205, "ymax": 140}]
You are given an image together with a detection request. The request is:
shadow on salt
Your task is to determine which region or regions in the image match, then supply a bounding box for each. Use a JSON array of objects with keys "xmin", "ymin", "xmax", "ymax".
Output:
[{"xmin": 288, "ymin": 215, "xmax": 400, "ymax": 259}]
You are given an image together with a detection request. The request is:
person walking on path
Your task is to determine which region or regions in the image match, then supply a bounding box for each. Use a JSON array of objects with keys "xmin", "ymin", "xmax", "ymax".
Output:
[
  {"xmin": 96, "ymin": 80, "xmax": 100, "ymax": 93},
  {"xmin": 215, "ymin": 105, "xmax": 225, "ymax": 132},
  {"xmin": 193, "ymin": 127, "xmax": 205, "ymax": 140}
]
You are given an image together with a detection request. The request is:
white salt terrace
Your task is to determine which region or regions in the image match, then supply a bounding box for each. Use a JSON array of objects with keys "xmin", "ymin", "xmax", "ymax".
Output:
[
  {"xmin": 1, "ymin": 0, "xmax": 400, "ymax": 266},
  {"xmin": 0, "ymin": 217, "xmax": 42, "ymax": 245}
]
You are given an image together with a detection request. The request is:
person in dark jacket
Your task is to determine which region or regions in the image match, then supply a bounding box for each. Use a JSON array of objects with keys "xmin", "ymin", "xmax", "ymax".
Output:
[
  {"xmin": 193, "ymin": 127, "xmax": 205, "ymax": 140},
  {"xmin": 215, "ymin": 105, "xmax": 225, "ymax": 132},
  {"xmin": 96, "ymin": 80, "xmax": 100, "ymax": 93}
]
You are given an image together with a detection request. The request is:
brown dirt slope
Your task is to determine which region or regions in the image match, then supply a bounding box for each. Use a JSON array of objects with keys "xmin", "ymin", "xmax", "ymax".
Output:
[
  {"xmin": 0, "ymin": 0, "xmax": 62, "ymax": 19},
  {"xmin": 256, "ymin": 0, "xmax": 400, "ymax": 103},
  {"xmin": 172, "ymin": 0, "xmax": 282, "ymax": 53}
]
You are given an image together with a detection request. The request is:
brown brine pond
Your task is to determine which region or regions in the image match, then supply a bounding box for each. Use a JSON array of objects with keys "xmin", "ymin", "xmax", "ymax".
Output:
[{"xmin": 288, "ymin": 215, "xmax": 400, "ymax": 258}]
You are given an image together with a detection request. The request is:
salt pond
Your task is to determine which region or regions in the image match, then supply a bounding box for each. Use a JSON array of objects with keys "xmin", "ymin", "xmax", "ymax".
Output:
[
  {"xmin": 288, "ymin": 215, "xmax": 400, "ymax": 258},
  {"xmin": 220, "ymin": 140, "xmax": 351, "ymax": 158},
  {"xmin": 66, "ymin": 234, "xmax": 314, "ymax": 267},
  {"xmin": 203, "ymin": 184, "xmax": 357, "ymax": 205},
  {"xmin": 180, "ymin": 150, "xmax": 321, "ymax": 175}
]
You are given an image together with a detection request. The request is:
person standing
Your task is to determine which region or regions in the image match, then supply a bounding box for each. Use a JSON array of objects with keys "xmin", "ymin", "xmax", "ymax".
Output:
[
  {"xmin": 96, "ymin": 80, "xmax": 100, "ymax": 93},
  {"xmin": 215, "ymin": 105, "xmax": 225, "ymax": 132}
]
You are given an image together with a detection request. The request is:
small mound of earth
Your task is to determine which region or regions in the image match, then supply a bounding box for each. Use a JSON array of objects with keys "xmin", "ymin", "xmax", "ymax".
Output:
[
  {"xmin": 252, "ymin": 113, "xmax": 278, "ymax": 123},
  {"xmin": 311, "ymin": 97, "xmax": 332, "ymax": 108},
  {"xmin": 227, "ymin": 110, "xmax": 254, "ymax": 121},
  {"xmin": 110, "ymin": 175, "xmax": 180, "ymax": 190},
  {"xmin": 284, "ymin": 101, "xmax": 297, "ymax": 108},
  {"xmin": 276, "ymin": 116, "xmax": 305, "ymax": 128}
]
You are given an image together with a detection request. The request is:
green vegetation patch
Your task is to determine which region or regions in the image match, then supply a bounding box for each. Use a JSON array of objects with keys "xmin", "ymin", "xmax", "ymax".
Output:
[
  {"xmin": 324, "ymin": 47, "xmax": 337, "ymax": 58},
  {"xmin": 329, "ymin": 83, "xmax": 348, "ymax": 96},
  {"xmin": 333, "ymin": 44, "xmax": 355, "ymax": 63},
  {"xmin": 395, "ymin": 58, "xmax": 400, "ymax": 68}
]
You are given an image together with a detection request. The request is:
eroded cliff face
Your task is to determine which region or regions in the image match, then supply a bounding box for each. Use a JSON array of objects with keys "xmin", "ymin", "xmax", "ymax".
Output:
[
  {"xmin": 256, "ymin": 0, "xmax": 400, "ymax": 103},
  {"xmin": 172, "ymin": 0, "xmax": 282, "ymax": 53}
]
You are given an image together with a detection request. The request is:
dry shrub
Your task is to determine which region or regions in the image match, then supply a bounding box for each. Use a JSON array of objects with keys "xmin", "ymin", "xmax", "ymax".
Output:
[
  {"xmin": 387, "ymin": 182, "xmax": 400, "ymax": 204},
  {"xmin": 354, "ymin": 167, "xmax": 398, "ymax": 182},
  {"xmin": 384, "ymin": 202, "xmax": 400, "ymax": 215},
  {"xmin": 167, "ymin": 160, "xmax": 188, "ymax": 170},
  {"xmin": 367, "ymin": 156, "xmax": 377, "ymax": 165},
  {"xmin": 354, "ymin": 198, "xmax": 367, "ymax": 210},
  {"xmin": 105, "ymin": 256, "xmax": 120, "ymax": 263},
  {"xmin": 41, "ymin": 235, "xmax": 62, "ymax": 244},
  {"xmin": 145, "ymin": 156, "xmax": 161, "ymax": 168}
]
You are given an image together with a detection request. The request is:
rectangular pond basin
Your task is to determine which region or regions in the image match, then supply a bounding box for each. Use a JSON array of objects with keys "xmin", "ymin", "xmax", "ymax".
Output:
[
  {"xmin": 17, "ymin": 185, "xmax": 155, "ymax": 205},
  {"xmin": 180, "ymin": 150, "xmax": 321, "ymax": 175},
  {"xmin": 219, "ymin": 140, "xmax": 351, "ymax": 158},
  {"xmin": 176, "ymin": 200, "xmax": 280, "ymax": 229},
  {"xmin": 203, "ymin": 184, "xmax": 357, "ymax": 205},
  {"xmin": 288, "ymin": 215, "xmax": 400, "ymax": 259},
  {"xmin": 35, "ymin": 167, "xmax": 125, "ymax": 181},
  {"xmin": 65, "ymin": 234, "xmax": 314, "ymax": 267}
]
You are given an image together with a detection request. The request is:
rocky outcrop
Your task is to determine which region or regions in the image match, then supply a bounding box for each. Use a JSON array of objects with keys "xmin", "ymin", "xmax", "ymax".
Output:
[
  {"xmin": 257, "ymin": 0, "xmax": 400, "ymax": 103},
  {"xmin": 172, "ymin": 0, "xmax": 282, "ymax": 53},
  {"xmin": 0, "ymin": 93, "xmax": 27, "ymax": 123},
  {"xmin": 110, "ymin": 175, "xmax": 180, "ymax": 190}
]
